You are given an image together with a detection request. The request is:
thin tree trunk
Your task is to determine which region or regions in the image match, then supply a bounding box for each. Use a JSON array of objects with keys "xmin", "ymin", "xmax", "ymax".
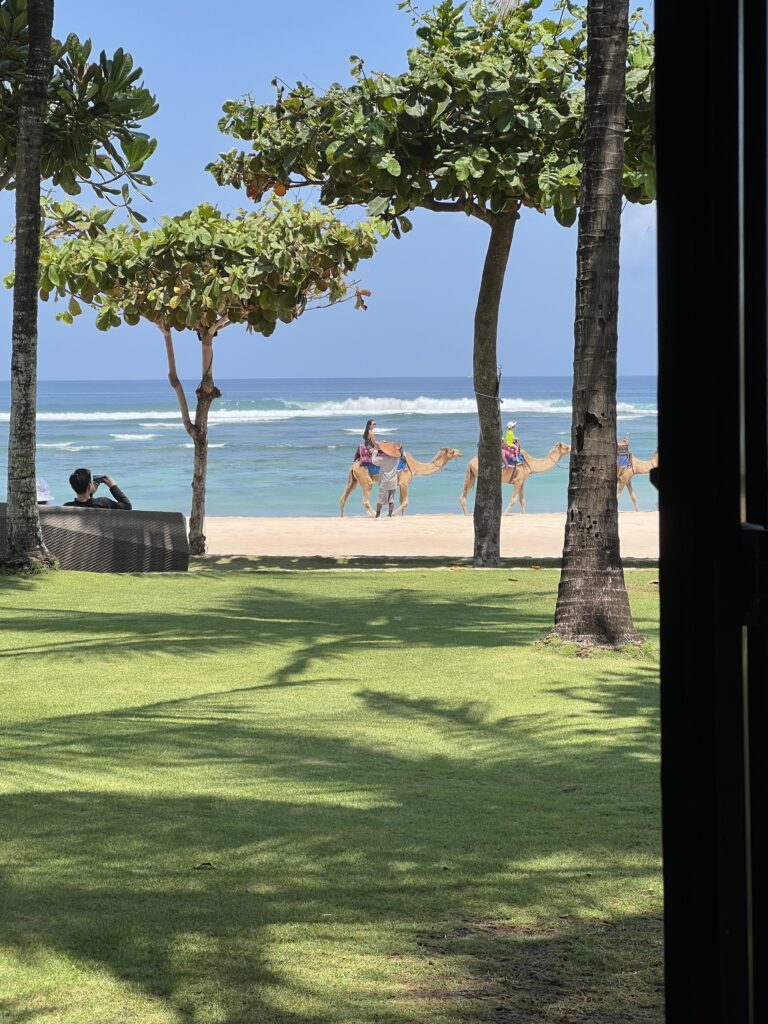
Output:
[
  {"xmin": 473, "ymin": 210, "xmax": 517, "ymax": 568},
  {"xmin": 188, "ymin": 333, "xmax": 220, "ymax": 556},
  {"xmin": 553, "ymin": 0, "xmax": 639, "ymax": 645},
  {"xmin": 3, "ymin": 0, "xmax": 54, "ymax": 569}
]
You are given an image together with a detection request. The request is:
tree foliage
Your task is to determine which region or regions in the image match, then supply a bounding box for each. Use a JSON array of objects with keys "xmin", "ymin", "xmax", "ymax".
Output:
[
  {"xmin": 18, "ymin": 199, "xmax": 380, "ymax": 554},
  {"xmin": 0, "ymin": 0, "xmax": 157, "ymax": 208},
  {"xmin": 208, "ymin": 0, "xmax": 654, "ymax": 230},
  {"xmin": 29, "ymin": 200, "xmax": 379, "ymax": 335}
]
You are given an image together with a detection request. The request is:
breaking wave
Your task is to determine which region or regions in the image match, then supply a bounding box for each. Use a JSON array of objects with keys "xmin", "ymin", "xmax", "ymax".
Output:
[
  {"xmin": 7, "ymin": 395, "xmax": 657, "ymax": 424},
  {"xmin": 109, "ymin": 433, "xmax": 159, "ymax": 441}
]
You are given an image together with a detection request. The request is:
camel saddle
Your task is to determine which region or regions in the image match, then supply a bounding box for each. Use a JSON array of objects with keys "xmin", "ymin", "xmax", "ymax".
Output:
[{"xmin": 378, "ymin": 441, "xmax": 401, "ymax": 458}]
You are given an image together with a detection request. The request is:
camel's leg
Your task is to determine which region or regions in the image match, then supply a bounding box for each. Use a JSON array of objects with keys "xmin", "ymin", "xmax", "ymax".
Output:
[
  {"xmin": 626, "ymin": 479, "xmax": 640, "ymax": 512},
  {"xmin": 339, "ymin": 472, "xmax": 358, "ymax": 517},
  {"xmin": 361, "ymin": 476, "xmax": 376, "ymax": 518},
  {"xmin": 519, "ymin": 483, "xmax": 526, "ymax": 514},
  {"xmin": 459, "ymin": 467, "xmax": 476, "ymax": 515},
  {"xmin": 504, "ymin": 484, "xmax": 517, "ymax": 515},
  {"xmin": 394, "ymin": 481, "xmax": 409, "ymax": 516}
]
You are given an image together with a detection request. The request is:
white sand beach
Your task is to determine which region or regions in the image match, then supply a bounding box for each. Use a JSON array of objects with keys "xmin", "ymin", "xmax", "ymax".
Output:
[{"xmin": 202, "ymin": 511, "xmax": 659, "ymax": 560}]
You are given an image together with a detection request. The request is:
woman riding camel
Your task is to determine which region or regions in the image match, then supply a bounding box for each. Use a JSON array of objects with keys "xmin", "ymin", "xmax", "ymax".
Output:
[{"xmin": 355, "ymin": 419, "xmax": 379, "ymax": 467}]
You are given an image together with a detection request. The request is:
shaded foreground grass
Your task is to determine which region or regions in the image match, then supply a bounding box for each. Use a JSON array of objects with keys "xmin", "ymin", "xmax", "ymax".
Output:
[{"xmin": 0, "ymin": 568, "xmax": 662, "ymax": 1023}]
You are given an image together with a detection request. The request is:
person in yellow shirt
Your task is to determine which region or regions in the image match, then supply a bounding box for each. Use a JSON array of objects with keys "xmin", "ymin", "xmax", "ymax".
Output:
[{"xmin": 502, "ymin": 420, "xmax": 520, "ymax": 470}]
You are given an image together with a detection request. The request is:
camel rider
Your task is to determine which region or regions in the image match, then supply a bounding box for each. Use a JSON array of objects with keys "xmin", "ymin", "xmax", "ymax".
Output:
[
  {"xmin": 355, "ymin": 420, "xmax": 379, "ymax": 473},
  {"xmin": 502, "ymin": 421, "xmax": 521, "ymax": 470},
  {"xmin": 616, "ymin": 436, "xmax": 632, "ymax": 472}
]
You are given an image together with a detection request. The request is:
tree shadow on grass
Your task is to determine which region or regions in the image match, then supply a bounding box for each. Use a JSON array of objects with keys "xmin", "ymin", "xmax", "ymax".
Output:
[
  {"xmin": 0, "ymin": 669, "xmax": 662, "ymax": 1022},
  {"xmin": 0, "ymin": 571, "xmax": 661, "ymax": 1020},
  {"xmin": 0, "ymin": 580, "xmax": 557, "ymax": 669}
]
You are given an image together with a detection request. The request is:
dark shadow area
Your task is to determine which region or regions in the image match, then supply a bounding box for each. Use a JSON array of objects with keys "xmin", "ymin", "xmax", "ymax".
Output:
[
  {"xmin": 0, "ymin": 579, "xmax": 559, "ymax": 669},
  {"xmin": 409, "ymin": 912, "xmax": 663, "ymax": 1022},
  {"xmin": 0, "ymin": 659, "xmax": 662, "ymax": 1022}
]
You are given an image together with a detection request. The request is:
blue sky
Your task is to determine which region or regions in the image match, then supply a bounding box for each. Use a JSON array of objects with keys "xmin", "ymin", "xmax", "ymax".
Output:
[{"xmin": 0, "ymin": 0, "xmax": 657, "ymax": 381}]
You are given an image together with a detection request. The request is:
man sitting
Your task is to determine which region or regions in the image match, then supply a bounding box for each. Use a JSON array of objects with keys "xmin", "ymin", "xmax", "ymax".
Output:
[{"xmin": 64, "ymin": 468, "xmax": 132, "ymax": 510}]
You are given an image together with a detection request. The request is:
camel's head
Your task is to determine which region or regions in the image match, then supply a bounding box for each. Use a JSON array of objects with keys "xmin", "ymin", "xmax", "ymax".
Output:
[
  {"xmin": 555, "ymin": 441, "xmax": 572, "ymax": 456},
  {"xmin": 441, "ymin": 447, "xmax": 463, "ymax": 462}
]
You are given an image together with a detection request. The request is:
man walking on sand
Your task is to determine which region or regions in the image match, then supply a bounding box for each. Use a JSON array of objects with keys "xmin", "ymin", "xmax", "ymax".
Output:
[{"xmin": 372, "ymin": 441, "xmax": 403, "ymax": 518}]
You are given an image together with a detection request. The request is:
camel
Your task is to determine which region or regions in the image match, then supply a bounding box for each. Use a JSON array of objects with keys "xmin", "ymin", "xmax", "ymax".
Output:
[
  {"xmin": 459, "ymin": 441, "xmax": 571, "ymax": 515},
  {"xmin": 617, "ymin": 449, "xmax": 659, "ymax": 511},
  {"xmin": 339, "ymin": 447, "xmax": 463, "ymax": 517}
]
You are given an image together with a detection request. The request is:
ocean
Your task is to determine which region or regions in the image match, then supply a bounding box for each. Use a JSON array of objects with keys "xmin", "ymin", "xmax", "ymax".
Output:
[{"xmin": 0, "ymin": 377, "xmax": 658, "ymax": 516}]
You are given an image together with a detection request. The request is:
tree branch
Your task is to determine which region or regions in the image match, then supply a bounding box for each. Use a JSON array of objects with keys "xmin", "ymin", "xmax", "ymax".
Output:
[
  {"xmin": 419, "ymin": 195, "xmax": 492, "ymax": 224},
  {"xmin": 157, "ymin": 322, "xmax": 195, "ymax": 437}
]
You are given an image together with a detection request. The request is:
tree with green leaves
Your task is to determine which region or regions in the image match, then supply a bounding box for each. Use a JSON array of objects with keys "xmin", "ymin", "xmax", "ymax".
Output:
[
  {"xmin": 3, "ymin": 0, "xmax": 53, "ymax": 568},
  {"xmin": 553, "ymin": 0, "xmax": 642, "ymax": 646},
  {"xmin": 207, "ymin": 0, "xmax": 654, "ymax": 567},
  {"xmin": 30, "ymin": 201, "xmax": 379, "ymax": 554},
  {"xmin": 1, "ymin": 0, "xmax": 157, "ymax": 568}
]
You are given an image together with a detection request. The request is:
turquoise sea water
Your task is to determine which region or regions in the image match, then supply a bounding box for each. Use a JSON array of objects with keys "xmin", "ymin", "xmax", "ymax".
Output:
[{"xmin": 0, "ymin": 377, "xmax": 658, "ymax": 516}]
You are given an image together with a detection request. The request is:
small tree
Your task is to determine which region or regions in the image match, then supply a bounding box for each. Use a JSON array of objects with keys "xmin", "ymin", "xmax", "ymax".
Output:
[
  {"xmin": 207, "ymin": 0, "xmax": 653, "ymax": 567},
  {"xmin": 1, "ymin": 0, "xmax": 157, "ymax": 568},
  {"xmin": 33, "ymin": 201, "xmax": 379, "ymax": 554}
]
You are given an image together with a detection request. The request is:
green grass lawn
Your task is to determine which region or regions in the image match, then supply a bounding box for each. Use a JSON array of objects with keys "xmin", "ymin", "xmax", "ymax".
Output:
[{"xmin": 0, "ymin": 567, "xmax": 662, "ymax": 1024}]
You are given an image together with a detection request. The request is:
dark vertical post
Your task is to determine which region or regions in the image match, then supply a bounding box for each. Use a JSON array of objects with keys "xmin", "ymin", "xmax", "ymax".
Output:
[
  {"xmin": 742, "ymin": 2, "xmax": 768, "ymax": 1021},
  {"xmin": 656, "ymin": 0, "xmax": 757, "ymax": 1020}
]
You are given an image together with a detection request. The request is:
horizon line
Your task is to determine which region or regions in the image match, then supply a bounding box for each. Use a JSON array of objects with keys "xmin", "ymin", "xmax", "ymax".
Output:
[{"xmin": 2, "ymin": 373, "xmax": 659, "ymax": 384}]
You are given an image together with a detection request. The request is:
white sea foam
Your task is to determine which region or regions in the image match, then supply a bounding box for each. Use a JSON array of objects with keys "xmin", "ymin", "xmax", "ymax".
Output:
[
  {"xmin": 3, "ymin": 395, "xmax": 657, "ymax": 424},
  {"xmin": 179, "ymin": 442, "xmax": 226, "ymax": 449},
  {"xmin": 342, "ymin": 427, "xmax": 396, "ymax": 434},
  {"xmin": 109, "ymin": 433, "xmax": 159, "ymax": 441},
  {"xmin": 39, "ymin": 441, "xmax": 104, "ymax": 451}
]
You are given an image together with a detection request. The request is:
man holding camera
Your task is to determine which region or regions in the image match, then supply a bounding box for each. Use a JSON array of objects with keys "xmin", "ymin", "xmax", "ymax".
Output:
[{"xmin": 64, "ymin": 468, "xmax": 132, "ymax": 510}]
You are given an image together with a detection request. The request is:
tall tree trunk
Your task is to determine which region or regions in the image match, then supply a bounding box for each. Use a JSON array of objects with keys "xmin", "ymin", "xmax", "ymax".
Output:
[
  {"xmin": 473, "ymin": 210, "xmax": 517, "ymax": 568},
  {"xmin": 188, "ymin": 333, "xmax": 220, "ymax": 556},
  {"xmin": 553, "ymin": 0, "xmax": 639, "ymax": 645},
  {"xmin": 3, "ymin": 0, "xmax": 54, "ymax": 569}
]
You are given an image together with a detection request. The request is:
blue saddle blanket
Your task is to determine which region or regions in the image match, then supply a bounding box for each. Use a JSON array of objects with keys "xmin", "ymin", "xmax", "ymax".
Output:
[
  {"xmin": 366, "ymin": 457, "xmax": 406, "ymax": 476},
  {"xmin": 617, "ymin": 453, "xmax": 631, "ymax": 469}
]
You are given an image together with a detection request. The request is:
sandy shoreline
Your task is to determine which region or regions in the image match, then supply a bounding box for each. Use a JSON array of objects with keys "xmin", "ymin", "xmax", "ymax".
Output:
[{"xmin": 202, "ymin": 512, "xmax": 659, "ymax": 561}]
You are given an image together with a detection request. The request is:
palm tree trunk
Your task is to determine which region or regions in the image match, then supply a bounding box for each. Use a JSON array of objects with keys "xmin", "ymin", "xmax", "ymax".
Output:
[
  {"xmin": 473, "ymin": 210, "xmax": 517, "ymax": 568},
  {"xmin": 3, "ymin": 0, "xmax": 55, "ymax": 570},
  {"xmin": 553, "ymin": 0, "xmax": 639, "ymax": 645}
]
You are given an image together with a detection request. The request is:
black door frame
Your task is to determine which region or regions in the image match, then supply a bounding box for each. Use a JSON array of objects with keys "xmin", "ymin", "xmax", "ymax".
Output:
[{"xmin": 656, "ymin": 0, "xmax": 767, "ymax": 1020}]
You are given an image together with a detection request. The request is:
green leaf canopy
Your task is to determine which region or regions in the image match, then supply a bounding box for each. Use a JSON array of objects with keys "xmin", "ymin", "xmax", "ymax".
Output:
[
  {"xmin": 207, "ymin": 0, "xmax": 654, "ymax": 229},
  {"xmin": 33, "ymin": 200, "xmax": 380, "ymax": 338},
  {"xmin": 0, "ymin": 0, "xmax": 158, "ymax": 199}
]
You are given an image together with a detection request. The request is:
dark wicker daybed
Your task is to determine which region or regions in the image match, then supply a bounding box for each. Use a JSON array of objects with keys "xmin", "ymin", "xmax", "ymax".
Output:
[{"xmin": 0, "ymin": 504, "xmax": 189, "ymax": 573}]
